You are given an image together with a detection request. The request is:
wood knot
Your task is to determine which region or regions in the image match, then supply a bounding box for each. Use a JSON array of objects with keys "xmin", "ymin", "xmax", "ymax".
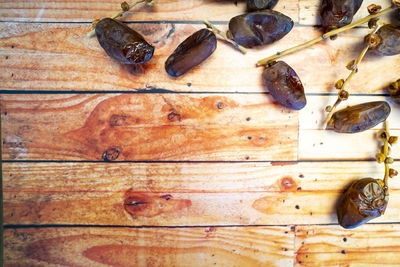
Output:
[
  {"xmin": 279, "ymin": 176, "xmax": 297, "ymax": 191},
  {"xmin": 216, "ymin": 102, "xmax": 225, "ymax": 110},
  {"xmin": 168, "ymin": 112, "xmax": 181, "ymax": 122},
  {"xmin": 110, "ymin": 114, "xmax": 128, "ymax": 126},
  {"xmin": 102, "ymin": 147, "xmax": 121, "ymax": 161},
  {"xmin": 160, "ymin": 194, "xmax": 172, "ymax": 200},
  {"xmin": 123, "ymin": 190, "xmax": 191, "ymax": 218}
]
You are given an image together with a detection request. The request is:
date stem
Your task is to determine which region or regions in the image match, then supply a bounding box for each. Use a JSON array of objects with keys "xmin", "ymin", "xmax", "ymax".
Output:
[
  {"xmin": 322, "ymin": 36, "xmax": 373, "ymax": 129},
  {"xmin": 87, "ymin": 0, "xmax": 156, "ymax": 37},
  {"xmin": 383, "ymin": 120, "xmax": 390, "ymax": 193},
  {"xmin": 256, "ymin": 6, "xmax": 397, "ymax": 66},
  {"xmin": 203, "ymin": 20, "xmax": 248, "ymax": 54}
]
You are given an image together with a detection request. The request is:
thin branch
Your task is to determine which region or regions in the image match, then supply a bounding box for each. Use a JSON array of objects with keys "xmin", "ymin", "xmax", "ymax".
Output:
[
  {"xmin": 87, "ymin": 0, "xmax": 148, "ymax": 38},
  {"xmin": 383, "ymin": 120, "xmax": 390, "ymax": 191},
  {"xmin": 203, "ymin": 20, "xmax": 248, "ymax": 54},
  {"xmin": 322, "ymin": 44, "xmax": 371, "ymax": 129},
  {"xmin": 322, "ymin": 23, "xmax": 382, "ymax": 129},
  {"xmin": 256, "ymin": 6, "xmax": 397, "ymax": 66}
]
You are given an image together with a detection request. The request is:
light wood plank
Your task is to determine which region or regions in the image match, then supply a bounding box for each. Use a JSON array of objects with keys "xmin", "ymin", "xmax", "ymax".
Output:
[
  {"xmin": 4, "ymin": 226, "xmax": 294, "ymax": 266},
  {"xmin": 0, "ymin": 0, "xmax": 298, "ymax": 22},
  {"xmin": 1, "ymin": 23, "xmax": 399, "ymax": 93},
  {"xmin": 299, "ymin": 0, "xmax": 396, "ymax": 26},
  {"xmin": 1, "ymin": 94, "xmax": 297, "ymax": 161},
  {"xmin": 299, "ymin": 95, "xmax": 400, "ymax": 160},
  {"xmin": 295, "ymin": 224, "xmax": 400, "ymax": 266},
  {"xmin": 3, "ymin": 162, "xmax": 400, "ymax": 225}
]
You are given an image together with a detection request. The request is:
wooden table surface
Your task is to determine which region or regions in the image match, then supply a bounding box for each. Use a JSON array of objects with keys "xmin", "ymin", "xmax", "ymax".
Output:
[{"xmin": 1, "ymin": 0, "xmax": 400, "ymax": 266}]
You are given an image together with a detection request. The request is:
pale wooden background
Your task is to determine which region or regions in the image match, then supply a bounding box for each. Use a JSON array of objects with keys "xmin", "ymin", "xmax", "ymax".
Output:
[{"xmin": 1, "ymin": 0, "xmax": 400, "ymax": 266}]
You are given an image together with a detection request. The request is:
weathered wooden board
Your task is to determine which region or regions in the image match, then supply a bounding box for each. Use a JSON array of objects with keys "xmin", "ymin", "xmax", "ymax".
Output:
[
  {"xmin": 2, "ymin": 0, "xmax": 400, "ymax": 265},
  {"xmin": 1, "ymin": 94, "xmax": 297, "ymax": 161},
  {"xmin": 3, "ymin": 162, "xmax": 400, "ymax": 225},
  {"xmin": 295, "ymin": 224, "xmax": 400, "ymax": 266},
  {"xmin": 299, "ymin": 96, "xmax": 400, "ymax": 160},
  {"xmin": 0, "ymin": 0, "xmax": 299, "ymax": 22},
  {"xmin": 4, "ymin": 226, "xmax": 295, "ymax": 266},
  {"xmin": 1, "ymin": 23, "xmax": 399, "ymax": 93},
  {"xmin": 299, "ymin": 0, "xmax": 398, "ymax": 26}
]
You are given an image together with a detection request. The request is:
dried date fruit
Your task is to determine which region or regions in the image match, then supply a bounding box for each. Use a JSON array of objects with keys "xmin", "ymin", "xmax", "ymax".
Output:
[
  {"xmin": 227, "ymin": 10, "xmax": 293, "ymax": 47},
  {"xmin": 368, "ymin": 24, "xmax": 400, "ymax": 56},
  {"xmin": 262, "ymin": 61, "xmax": 306, "ymax": 110},
  {"xmin": 247, "ymin": 0, "xmax": 279, "ymax": 11},
  {"xmin": 95, "ymin": 18, "xmax": 154, "ymax": 64},
  {"xmin": 389, "ymin": 79, "xmax": 400, "ymax": 105},
  {"xmin": 320, "ymin": 0, "xmax": 363, "ymax": 32},
  {"xmin": 326, "ymin": 101, "xmax": 391, "ymax": 133},
  {"xmin": 337, "ymin": 178, "xmax": 387, "ymax": 229},
  {"xmin": 165, "ymin": 29, "xmax": 217, "ymax": 77}
]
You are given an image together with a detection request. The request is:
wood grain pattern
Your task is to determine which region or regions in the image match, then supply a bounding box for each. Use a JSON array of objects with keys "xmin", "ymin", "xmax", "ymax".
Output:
[
  {"xmin": 3, "ymin": 162, "xmax": 400, "ymax": 225},
  {"xmin": 0, "ymin": 0, "xmax": 299, "ymax": 22},
  {"xmin": 1, "ymin": 23, "xmax": 399, "ymax": 93},
  {"xmin": 1, "ymin": 94, "xmax": 297, "ymax": 161},
  {"xmin": 4, "ymin": 226, "xmax": 295, "ymax": 266},
  {"xmin": 299, "ymin": 0, "xmax": 397, "ymax": 26},
  {"xmin": 2, "ymin": 0, "xmax": 400, "ymax": 265},
  {"xmin": 299, "ymin": 96, "xmax": 400, "ymax": 160},
  {"xmin": 295, "ymin": 225, "xmax": 400, "ymax": 266}
]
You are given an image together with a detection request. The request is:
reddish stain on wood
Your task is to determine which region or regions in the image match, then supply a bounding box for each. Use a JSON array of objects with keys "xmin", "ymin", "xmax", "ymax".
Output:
[
  {"xmin": 24, "ymin": 234, "xmax": 88, "ymax": 266},
  {"xmin": 123, "ymin": 189, "xmax": 192, "ymax": 218},
  {"xmin": 60, "ymin": 94, "xmax": 292, "ymax": 161}
]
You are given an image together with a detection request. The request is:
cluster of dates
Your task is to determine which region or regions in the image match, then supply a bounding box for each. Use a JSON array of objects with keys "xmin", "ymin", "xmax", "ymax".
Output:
[
  {"xmin": 95, "ymin": 0, "xmax": 303, "ymax": 108},
  {"xmin": 92, "ymin": 0, "xmax": 400, "ymax": 229}
]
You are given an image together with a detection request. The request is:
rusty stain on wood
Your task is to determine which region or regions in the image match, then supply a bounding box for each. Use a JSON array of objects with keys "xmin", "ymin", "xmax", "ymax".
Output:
[{"xmin": 2, "ymin": 94, "xmax": 297, "ymax": 161}]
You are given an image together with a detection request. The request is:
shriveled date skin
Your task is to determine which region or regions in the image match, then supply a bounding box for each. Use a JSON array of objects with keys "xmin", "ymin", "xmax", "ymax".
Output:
[
  {"xmin": 327, "ymin": 101, "xmax": 391, "ymax": 133},
  {"xmin": 247, "ymin": 0, "xmax": 279, "ymax": 11},
  {"xmin": 369, "ymin": 24, "xmax": 400, "ymax": 56},
  {"xmin": 337, "ymin": 178, "xmax": 387, "ymax": 229},
  {"xmin": 320, "ymin": 0, "xmax": 363, "ymax": 32},
  {"xmin": 95, "ymin": 18, "xmax": 154, "ymax": 64},
  {"xmin": 262, "ymin": 61, "xmax": 306, "ymax": 110},
  {"xmin": 389, "ymin": 79, "xmax": 400, "ymax": 105},
  {"xmin": 165, "ymin": 29, "xmax": 217, "ymax": 77},
  {"xmin": 228, "ymin": 10, "xmax": 293, "ymax": 47}
]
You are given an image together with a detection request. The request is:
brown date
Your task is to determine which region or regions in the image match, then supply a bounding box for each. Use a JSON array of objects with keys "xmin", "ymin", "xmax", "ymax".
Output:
[
  {"xmin": 326, "ymin": 101, "xmax": 391, "ymax": 133},
  {"xmin": 95, "ymin": 18, "xmax": 154, "ymax": 64},
  {"xmin": 389, "ymin": 79, "xmax": 400, "ymax": 105},
  {"xmin": 262, "ymin": 61, "xmax": 306, "ymax": 110},
  {"xmin": 320, "ymin": 0, "xmax": 363, "ymax": 32},
  {"xmin": 337, "ymin": 178, "xmax": 387, "ymax": 229},
  {"xmin": 165, "ymin": 29, "xmax": 217, "ymax": 77},
  {"xmin": 228, "ymin": 10, "xmax": 293, "ymax": 47},
  {"xmin": 369, "ymin": 24, "xmax": 400, "ymax": 56},
  {"xmin": 247, "ymin": 0, "xmax": 279, "ymax": 11}
]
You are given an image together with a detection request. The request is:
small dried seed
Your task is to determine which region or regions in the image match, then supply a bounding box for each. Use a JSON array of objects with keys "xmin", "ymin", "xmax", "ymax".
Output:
[
  {"xmin": 121, "ymin": 1, "xmax": 130, "ymax": 11},
  {"xmin": 346, "ymin": 60, "xmax": 355, "ymax": 71},
  {"xmin": 385, "ymin": 157, "xmax": 394, "ymax": 164},
  {"xmin": 389, "ymin": 168, "xmax": 398, "ymax": 178},
  {"xmin": 376, "ymin": 153, "xmax": 385, "ymax": 163},
  {"xmin": 389, "ymin": 136, "xmax": 398, "ymax": 145},
  {"xmin": 367, "ymin": 4, "xmax": 381, "ymax": 15},
  {"xmin": 335, "ymin": 79, "xmax": 344, "ymax": 89}
]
